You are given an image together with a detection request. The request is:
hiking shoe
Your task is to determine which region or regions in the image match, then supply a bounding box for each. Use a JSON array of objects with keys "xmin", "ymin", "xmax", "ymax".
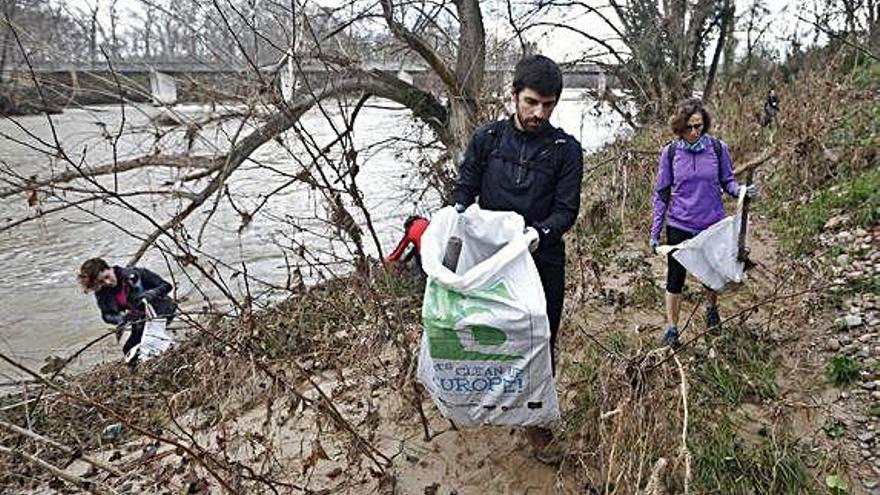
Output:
[
  {"xmin": 525, "ymin": 426, "xmax": 554, "ymax": 450},
  {"xmin": 125, "ymin": 345, "xmax": 140, "ymax": 371},
  {"xmin": 705, "ymin": 305, "xmax": 722, "ymax": 333},
  {"xmin": 534, "ymin": 443, "xmax": 564, "ymax": 465},
  {"xmin": 661, "ymin": 326, "xmax": 681, "ymax": 348}
]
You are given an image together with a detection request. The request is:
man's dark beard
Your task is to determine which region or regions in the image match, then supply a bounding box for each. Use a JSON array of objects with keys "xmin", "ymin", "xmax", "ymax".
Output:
[{"xmin": 516, "ymin": 109, "xmax": 547, "ymax": 132}]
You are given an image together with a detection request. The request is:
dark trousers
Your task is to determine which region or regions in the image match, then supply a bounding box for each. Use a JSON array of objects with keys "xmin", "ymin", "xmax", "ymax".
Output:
[
  {"xmin": 534, "ymin": 258, "xmax": 564, "ymax": 375},
  {"xmin": 665, "ymin": 225, "xmax": 697, "ymax": 294},
  {"xmin": 122, "ymin": 322, "xmax": 144, "ymax": 356}
]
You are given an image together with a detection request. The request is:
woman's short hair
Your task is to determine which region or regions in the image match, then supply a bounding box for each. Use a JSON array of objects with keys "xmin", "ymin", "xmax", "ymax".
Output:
[
  {"xmin": 78, "ymin": 258, "xmax": 109, "ymax": 292},
  {"xmin": 668, "ymin": 98, "xmax": 712, "ymax": 136}
]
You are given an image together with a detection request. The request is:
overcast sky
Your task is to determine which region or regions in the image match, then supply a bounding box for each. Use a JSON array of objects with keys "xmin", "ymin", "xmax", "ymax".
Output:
[{"xmin": 62, "ymin": 0, "xmax": 824, "ymax": 63}]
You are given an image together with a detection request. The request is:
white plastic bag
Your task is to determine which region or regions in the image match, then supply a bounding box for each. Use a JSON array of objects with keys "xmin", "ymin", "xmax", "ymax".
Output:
[
  {"xmin": 657, "ymin": 189, "xmax": 747, "ymax": 292},
  {"xmin": 418, "ymin": 205, "xmax": 560, "ymax": 427},
  {"xmin": 139, "ymin": 301, "xmax": 173, "ymax": 359}
]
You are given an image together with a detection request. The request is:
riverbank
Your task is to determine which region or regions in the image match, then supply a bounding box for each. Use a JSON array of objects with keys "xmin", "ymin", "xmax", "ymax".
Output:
[
  {"xmin": 1, "ymin": 51, "xmax": 878, "ymax": 493},
  {"xmin": 0, "ymin": 70, "xmax": 263, "ymax": 115}
]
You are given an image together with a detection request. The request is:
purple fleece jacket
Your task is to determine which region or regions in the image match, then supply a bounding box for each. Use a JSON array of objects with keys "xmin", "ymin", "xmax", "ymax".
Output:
[{"xmin": 650, "ymin": 134, "xmax": 740, "ymax": 241}]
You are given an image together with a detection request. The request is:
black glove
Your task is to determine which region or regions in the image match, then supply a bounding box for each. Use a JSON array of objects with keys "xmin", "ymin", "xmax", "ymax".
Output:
[
  {"xmin": 123, "ymin": 311, "xmax": 141, "ymax": 323},
  {"xmin": 140, "ymin": 288, "xmax": 159, "ymax": 302}
]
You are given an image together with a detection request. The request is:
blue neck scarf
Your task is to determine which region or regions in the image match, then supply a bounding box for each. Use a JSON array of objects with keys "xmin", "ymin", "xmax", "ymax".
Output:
[{"xmin": 681, "ymin": 136, "xmax": 705, "ymax": 153}]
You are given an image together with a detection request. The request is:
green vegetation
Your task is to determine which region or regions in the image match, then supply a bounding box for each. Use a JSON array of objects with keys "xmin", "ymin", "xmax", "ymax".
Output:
[
  {"xmin": 693, "ymin": 326, "xmax": 779, "ymax": 404},
  {"xmin": 691, "ymin": 418, "xmax": 813, "ymax": 495},
  {"xmin": 770, "ymin": 166, "xmax": 880, "ymax": 256},
  {"xmin": 825, "ymin": 355, "xmax": 862, "ymax": 387},
  {"xmin": 822, "ymin": 417, "xmax": 846, "ymax": 439}
]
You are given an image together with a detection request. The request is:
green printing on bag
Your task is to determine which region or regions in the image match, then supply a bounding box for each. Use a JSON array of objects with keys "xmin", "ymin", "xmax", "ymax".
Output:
[{"xmin": 423, "ymin": 280, "xmax": 523, "ymax": 361}]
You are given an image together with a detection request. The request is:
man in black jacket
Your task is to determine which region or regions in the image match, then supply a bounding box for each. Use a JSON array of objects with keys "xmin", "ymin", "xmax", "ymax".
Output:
[
  {"xmin": 78, "ymin": 258, "xmax": 177, "ymax": 367},
  {"xmin": 453, "ymin": 55, "xmax": 583, "ymax": 375}
]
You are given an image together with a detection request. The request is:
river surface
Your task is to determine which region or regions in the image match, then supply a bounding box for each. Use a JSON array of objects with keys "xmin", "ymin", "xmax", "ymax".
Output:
[{"xmin": 0, "ymin": 89, "xmax": 625, "ymax": 384}]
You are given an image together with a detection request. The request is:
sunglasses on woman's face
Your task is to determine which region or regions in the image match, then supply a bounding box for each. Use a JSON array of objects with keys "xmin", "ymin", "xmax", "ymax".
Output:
[{"xmin": 686, "ymin": 123, "xmax": 704, "ymax": 131}]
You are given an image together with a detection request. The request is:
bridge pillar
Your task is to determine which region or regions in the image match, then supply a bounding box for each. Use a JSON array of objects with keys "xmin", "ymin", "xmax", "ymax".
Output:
[
  {"xmin": 396, "ymin": 69, "xmax": 413, "ymax": 85},
  {"xmin": 150, "ymin": 70, "xmax": 178, "ymax": 106}
]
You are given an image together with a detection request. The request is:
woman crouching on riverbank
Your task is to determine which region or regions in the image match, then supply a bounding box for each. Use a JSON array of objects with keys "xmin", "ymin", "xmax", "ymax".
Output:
[
  {"xmin": 649, "ymin": 98, "xmax": 757, "ymax": 348},
  {"xmin": 77, "ymin": 258, "xmax": 177, "ymax": 368}
]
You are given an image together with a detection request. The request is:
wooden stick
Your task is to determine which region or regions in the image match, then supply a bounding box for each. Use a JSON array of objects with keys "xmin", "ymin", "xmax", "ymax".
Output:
[
  {"xmin": 0, "ymin": 444, "xmax": 115, "ymax": 495},
  {"xmin": 0, "ymin": 420, "xmax": 124, "ymax": 477},
  {"xmin": 0, "ymin": 393, "xmax": 59, "ymax": 412},
  {"xmin": 733, "ymin": 148, "xmax": 776, "ymax": 176},
  {"xmin": 674, "ymin": 355, "xmax": 692, "ymax": 494},
  {"xmin": 738, "ymin": 168, "xmax": 755, "ymax": 262}
]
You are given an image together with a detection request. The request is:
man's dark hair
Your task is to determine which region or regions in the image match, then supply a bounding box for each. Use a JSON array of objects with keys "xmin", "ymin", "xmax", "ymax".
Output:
[{"xmin": 512, "ymin": 55, "xmax": 563, "ymax": 98}]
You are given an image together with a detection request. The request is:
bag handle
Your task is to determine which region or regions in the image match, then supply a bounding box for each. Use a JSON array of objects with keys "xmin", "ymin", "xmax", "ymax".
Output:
[{"xmin": 143, "ymin": 300, "xmax": 157, "ymax": 319}]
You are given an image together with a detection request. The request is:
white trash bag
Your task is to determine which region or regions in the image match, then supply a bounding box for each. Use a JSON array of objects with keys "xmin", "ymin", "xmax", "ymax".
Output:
[
  {"xmin": 139, "ymin": 301, "xmax": 173, "ymax": 359},
  {"xmin": 657, "ymin": 188, "xmax": 748, "ymax": 292},
  {"xmin": 418, "ymin": 205, "xmax": 560, "ymax": 427}
]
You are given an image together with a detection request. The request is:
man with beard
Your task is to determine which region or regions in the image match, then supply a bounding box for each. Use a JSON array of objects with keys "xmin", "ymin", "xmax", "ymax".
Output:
[{"xmin": 451, "ymin": 55, "xmax": 583, "ymax": 460}]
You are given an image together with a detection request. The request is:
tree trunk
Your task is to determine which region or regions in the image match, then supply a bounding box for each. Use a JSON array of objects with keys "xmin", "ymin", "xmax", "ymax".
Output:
[
  {"xmin": 703, "ymin": 0, "xmax": 732, "ymax": 101},
  {"xmin": 0, "ymin": 0, "xmax": 19, "ymax": 86}
]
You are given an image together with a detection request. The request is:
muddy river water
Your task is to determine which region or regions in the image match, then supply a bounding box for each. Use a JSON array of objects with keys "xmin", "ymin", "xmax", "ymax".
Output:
[{"xmin": 0, "ymin": 89, "xmax": 625, "ymax": 382}]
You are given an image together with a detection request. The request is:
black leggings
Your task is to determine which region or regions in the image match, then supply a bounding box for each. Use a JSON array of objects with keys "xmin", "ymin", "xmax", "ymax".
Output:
[
  {"xmin": 122, "ymin": 322, "xmax": 144, "ymax": 356},
  {"xmin": 534, "ymin": 258, "xmax": 564, "ymax": 375},
  {"xmin": 665, "ymin": 225, "xmax": 697, "ymax": 294}
]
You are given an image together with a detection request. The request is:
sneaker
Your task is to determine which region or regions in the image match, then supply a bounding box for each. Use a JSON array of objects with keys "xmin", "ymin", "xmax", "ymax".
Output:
[
  {"xmin": 525, "ymin": 426, "xmax": 553, "ymax": 450},
  {"xmin": 535, "ymin": 444, "xmax": 564, "ymax": 465},
  {"xmin": 661, "ymin": 326, "xmax": 680, "ymax": 348},
  {"xmin": 705, "ymin": 305, "xmax": 722, "ymax": 333},
  {"xmin": 125, "ymin": 345, "xmax": 140, "ymax": 370}
]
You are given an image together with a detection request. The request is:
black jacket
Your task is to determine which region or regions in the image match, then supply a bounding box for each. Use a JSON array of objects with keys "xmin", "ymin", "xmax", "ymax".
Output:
[
  {"xmin": 95, "ymin": 266, "xmax": 176, "ymax": 325},
  {"xmin": 452, "ymin": 117, "xmax": 584, "ymax": 265}
]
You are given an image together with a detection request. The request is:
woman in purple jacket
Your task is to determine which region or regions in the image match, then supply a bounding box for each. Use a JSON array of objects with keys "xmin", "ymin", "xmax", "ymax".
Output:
[{"xmin": 650, "ymin": 99, "xmax": 757, "ymax": 348}]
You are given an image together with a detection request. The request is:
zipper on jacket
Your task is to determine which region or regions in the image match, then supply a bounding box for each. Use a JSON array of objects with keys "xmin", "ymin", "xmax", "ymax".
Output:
[{"xmin": 516, "ymin": 139, "xmax": 526, "ymax": 184}]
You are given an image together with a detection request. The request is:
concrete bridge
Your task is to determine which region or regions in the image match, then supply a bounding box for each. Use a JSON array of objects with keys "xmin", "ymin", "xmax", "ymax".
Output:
[
  {"xmin": 3, "ymin": 61, "xmax": 613, "ymax": 107},
  {"xmin": 16, "ymin": 60, "xmax": 611, "ymax": 87}
]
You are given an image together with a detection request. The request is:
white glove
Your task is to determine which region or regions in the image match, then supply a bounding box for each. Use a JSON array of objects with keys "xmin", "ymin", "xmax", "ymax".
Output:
[
  {"xmin": 525, "ymin": 227, "xmax": 540, "ymax": 253},
  {"xmin": 739, "ymin": 184, "xmax": 757, "ymax": 198}
]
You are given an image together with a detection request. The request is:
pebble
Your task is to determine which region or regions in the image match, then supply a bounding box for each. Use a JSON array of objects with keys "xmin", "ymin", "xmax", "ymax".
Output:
[
  {"xmin": 837, "ymin": 254, "xmax": 851, "ymax": 265},
  {"xmin": 872, "ymin": 391, "xmax": 880, "ymax": 401},
  {"xmin": 862, "ymin": 381, "xmax": 878, "ymax": 391},
  {"xmin": 860, "ymin": 432, "xmax": 877, "ymax": 443},
  {"xmin": 859, "ymin": 334, "xmax": 875, "ymax": 343},
  {"xmin": 839, "ymin": 315, "xmax": 864, "ymax": 328},
  {"xmin": 859, "ymin": 347, "xmax": 872, "ymax": 358},
  {"xmin": 840, "ymin": 335, "xmax": 854, "ymax": 345},
  {"xmin": 827, "ymin": 338, "xmax": 841, "ymax": 351}
]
